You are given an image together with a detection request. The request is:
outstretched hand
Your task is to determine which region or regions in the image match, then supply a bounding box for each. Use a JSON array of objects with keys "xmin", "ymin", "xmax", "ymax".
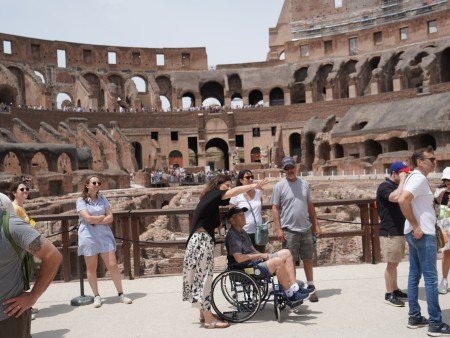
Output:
[{"xmin": 255, "ymin": 178, "xmax": 269, "ymax": 190}]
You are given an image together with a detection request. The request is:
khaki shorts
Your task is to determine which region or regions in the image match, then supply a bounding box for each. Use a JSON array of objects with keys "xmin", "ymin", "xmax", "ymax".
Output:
[{"xmin": 380, "ymin": 236, "xmax": 406, "ymax": 263}]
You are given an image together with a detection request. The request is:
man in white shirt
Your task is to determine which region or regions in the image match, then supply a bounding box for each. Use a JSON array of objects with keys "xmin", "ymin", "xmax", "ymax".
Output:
[{"xmin": 399, "ymin": 146, "xmax": 450, "ymax": 335}]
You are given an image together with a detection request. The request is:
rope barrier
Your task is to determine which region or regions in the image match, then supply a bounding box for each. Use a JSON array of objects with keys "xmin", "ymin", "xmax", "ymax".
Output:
[
  {"xmin": 316, "ymin": 216, "xmax": 375, "ymax": 227},
  {"xmin": 46, "ymin": 225, "xmax": 79, "ymax": 238}
]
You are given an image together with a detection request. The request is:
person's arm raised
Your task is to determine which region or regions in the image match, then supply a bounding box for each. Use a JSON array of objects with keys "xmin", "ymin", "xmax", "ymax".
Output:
[{"xmin": 222, "ymin": 179, "xmax": 268, "ymax": 200}]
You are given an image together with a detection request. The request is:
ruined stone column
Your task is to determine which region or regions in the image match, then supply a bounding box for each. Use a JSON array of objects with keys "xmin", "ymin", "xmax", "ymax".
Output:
[{"xmin": 393, "ymin": 75, "xmax": 403, "ymax": 92}]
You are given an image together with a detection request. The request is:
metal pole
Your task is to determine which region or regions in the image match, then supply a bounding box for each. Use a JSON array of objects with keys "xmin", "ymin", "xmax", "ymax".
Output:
[{"xmin": 70, "ymin": 255, "xmax": 94, "ymax": 306}]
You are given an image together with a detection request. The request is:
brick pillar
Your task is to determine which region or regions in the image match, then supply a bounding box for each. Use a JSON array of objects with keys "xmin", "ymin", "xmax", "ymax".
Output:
[
  {"xmin": 393, "ymin": 75, "xmax": 403, "ymax": 92},
  {"xmin": 348, "ymin": 84, "xmax": 357, "ymax": 98},
  {"xmin": 325, "ymin": 86, "xmax": 333, "ymax": 101},
  {"xmin": 284, "ymin": 91, "xmax": 291, "ymax": 105},
  {"xmin": 370, "ymin": 79, "xmax": 379, "ymax": 95}
]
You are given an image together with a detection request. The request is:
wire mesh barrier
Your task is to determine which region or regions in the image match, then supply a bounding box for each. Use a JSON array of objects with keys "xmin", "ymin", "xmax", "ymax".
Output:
[{"xmin": 32, "ymin": 198, "xmax": 380, "ymax": 282}]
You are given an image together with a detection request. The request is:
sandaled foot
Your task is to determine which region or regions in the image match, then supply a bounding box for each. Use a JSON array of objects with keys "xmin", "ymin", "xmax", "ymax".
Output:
[
  {"xmin": 204, "ymin": 320, "xmax": 230, "ymax": 329},
  {"xmin": 199, "ymin": 314, "xmax": 220, "ymax": 323}
]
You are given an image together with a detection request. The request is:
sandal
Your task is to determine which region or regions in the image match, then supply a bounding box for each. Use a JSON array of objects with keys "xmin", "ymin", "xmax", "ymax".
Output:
[
  {"xmin": 204, "ymin": 320, "xmax": 230, "ymax": 329},
  {"xmin": 199, "ymin": 314, "xmax": 220, "ymax": 323}
]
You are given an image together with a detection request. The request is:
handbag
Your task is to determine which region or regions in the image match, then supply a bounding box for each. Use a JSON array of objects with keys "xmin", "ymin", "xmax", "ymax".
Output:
[
  {"xmin": 244, "ymin": 194, "xmax": 268, "ymax": 246},
  {"xmin": 436, "ymin": 224, "xmax": 446, "ymax": 251}
]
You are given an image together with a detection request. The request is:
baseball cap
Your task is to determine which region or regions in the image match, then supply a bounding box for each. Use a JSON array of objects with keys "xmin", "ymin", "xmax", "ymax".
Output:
[
  {"xmin": 281, "ymin": 157, "xmax": 296, "ymax": 169},
  {"xmin": 389, "ymin": 161, "xmax": 411, "ymax": 174},
  {"xmin": 226, "ymin": 207, "xmax": 248, "ymax": 220},
  {"xmin": 0, "ymin": 192, "xmax": 14, "ymax": 213}
]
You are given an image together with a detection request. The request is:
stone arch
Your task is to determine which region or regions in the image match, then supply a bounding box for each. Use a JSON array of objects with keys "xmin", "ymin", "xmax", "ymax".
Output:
[
  {"xmin": 160, "ymin": 96, "xmax": 171, "ymax": 111},
  {"xmin": 279, "ymin": 51, "xmax": 286, "ymax": 60},
  {"xmin": 31, "ymin": 152, "xmax": 49, "ymax": 175},
  {"xmin": 205, "ymin": 138, "xmax": 229, "ymax": 170},
  {"xmin": 294, "ymin": 67, "xmax": 308, "ymax": 83},
  {"xmin": 57, "ymin": 153, "xmax": 72, "ymax": 174},
  {"xmin": 83, "ymin": 73, "xmax": 104, "ymax": 109},
  {"xmin": 364, "ymin": 140, "xmax": 382, "ymax": 158},
  {"xmin": 269, "ymin": 87, "xmax": 284, "ymax": 106},
  {"xmin": 387, "ymin": 137, "xmax": 408, "ymax": 152},
  {"xmin": 317, "ymin": 64, "xmax": 333, "ymax": 101},
  {"xmin": 7, "ymin": 66, "xmax": 26, "ymax": 105},
  {"xmin": 383, "ymin": 51, "xmax": 404, "ymax": 93},
  {"xmin": 131, "ymin": 75, "xmax": 147, "ymax": 93},
  {"xmin": 132, "ymin": 141, "xmax": 143, "ymax": 170},
  {"xmin": 169, "ymin": 150, "xmax": 183, "ymax": 168},
  {"xmin": 56, "ymin": 92, "xmax": 73, "ymax": 110},
  {"xmin": 318, "ymin": 142, "xmax": 331, "ymax": 162},
  {"xmin": 415, "ymin": 134, "xmax": 436, "ymax": 150},
  {"xmin": 2, "ymin": 151, "xmax": 21, "ymax": 175},
  {"xmin": 305, "ymin": 132, "xmax": 315, "ymax": 171},
  {"xmin": 182, "ymin": 92, "xmax": 195, "ymax": 109},
  {"xmin": 351, "ymin": 121, "xmax": 368, "ymax": 131},
  {"xmin": 228, "ymin": 74, "xmax": 242, "ymax": 93},
  {"xmin": 408, "ymin": 52, "xmax": 428, "ymax": 89},
  {"xmin": 188, "ymin": 149, "xmax": 198, "ymax": 166},
  {"xmin": 291, "ymin": 67, "xmax": 308, "ymax": 104},
  {"xmin": 289, "ymin": 133, "xmax": 301, "ymax": 158},
  {"xmin": 156, "ymin": 76, "xmax": 172, "ymax": 107},
  {"xmin": 360, "ymin": 56, "xmax": 381, "ymax": 96},
  {"xmin": 33, "ymin": 70, "xmax": 45, "ymax": 83},
  {"xmin": 250, "ymin": 147, "xmax": 261, "ymax": 163},
  {"xmin": 108, "ymin": 74, "xmax": 125, "ymax": 101},
  {"xmin": 200, "ymin": 81, "xmax": 224, "ymax": 106},
  {"xmin": 230, "ymin": 93, "xmax": 243, "ymax": 108},
  {"xmin": 0, "ymin": 84, "xmax": 17, "ymax": 105},
  {"xmin": 333, "ymin": 144, "xmax": 344, "ymax": 158},
  {"xmin": 440, "ymin": 47, "xmax": 450, "ymax": 83},
  {"xmin": 339, "ymin": 60, "xmax": 357, "ymax": 98},
  {"xmin": 248, "ymin": 89, "xmax": 263, "ymax": 106}
]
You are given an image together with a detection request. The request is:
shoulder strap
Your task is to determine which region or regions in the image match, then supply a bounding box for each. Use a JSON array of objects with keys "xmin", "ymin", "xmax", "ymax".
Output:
[
  {"xmin": 2, "ymin": 211, "xmax": 22, "ymax": 258},
  {"xmin": 243, "ymin": 194, "xmax": 258, "ymax": 225}
]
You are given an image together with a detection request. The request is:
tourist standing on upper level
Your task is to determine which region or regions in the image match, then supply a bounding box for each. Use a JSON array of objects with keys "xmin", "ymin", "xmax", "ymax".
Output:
[
  {"xmin": 399, "ymin": 146, "xmax": 450, "ymax": 335},
  {"xmin": 229, "ymin": 170, "xmax": 266, "ymax": 252},
  {"xmin": 376, "ymin": 161, "xmax": 410, "ymax": 307},
  {"xmin": 436, "ymin": 167, "xmax": 450, "ymax": 295},
  {"xmin": 76, "ymin": 176, "xmax": 132, "ymax": 309},
  {"xmin": 182, "ymin": 174, "xmax": 267, "ymax": 329},
  {"xmin": 0, "ymin": 193, "xmax": 62, "ymax": 338},
  {"xmin": 272, "ymin": 156, "xmax": 321, "ymax": 303}
]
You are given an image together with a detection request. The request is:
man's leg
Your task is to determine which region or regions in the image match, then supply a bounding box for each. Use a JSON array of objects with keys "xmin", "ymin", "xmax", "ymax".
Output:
[
  {"xmin": 274, "ymin": 249, "xmax": 296, "ymax": 283},
  {"xmin": 265, "ymin": 257, "xmax": 293, "ymax": 290},
  {"xmin": 0, "ymin": 309, "xmax": 31, "ymax": 338},
  {"xmin": 282, "ymin": 230, "xmax": 300, "ymax": 278},
  {"xmin": 406, "ymin": 233, "xmax": 423, "ymax": 320},
  {"xmin": 385, "ymin": 262, "xmax": 399, "ymax": 293}
]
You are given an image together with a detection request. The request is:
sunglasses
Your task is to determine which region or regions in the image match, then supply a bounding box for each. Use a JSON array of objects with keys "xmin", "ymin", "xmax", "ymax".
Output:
[
  {"xmin": 243, "ymin": 175, "xmax": 254, "ymax": 180},
  {"xmin": 422, "ymin": 157, "xmax": 436, "ymax": 163},
  {"xmin": 91, "ymin": 181, "xmax": 102, "ymax": 186},
  {"xmin": 19, "ymin": 187, "xmax": 30, "ymax": 192}
]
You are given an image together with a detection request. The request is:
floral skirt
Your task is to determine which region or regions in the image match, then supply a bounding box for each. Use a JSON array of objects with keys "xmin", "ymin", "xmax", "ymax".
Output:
[{"xmin": 182, "ymin": 232, "xmax": 214, "ymax": 311}]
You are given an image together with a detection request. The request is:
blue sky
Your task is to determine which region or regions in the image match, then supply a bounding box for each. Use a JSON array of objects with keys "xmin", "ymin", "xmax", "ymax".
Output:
[{"xmin": 0, "ymin": 0, "xmax": 284, "ymax": 66}]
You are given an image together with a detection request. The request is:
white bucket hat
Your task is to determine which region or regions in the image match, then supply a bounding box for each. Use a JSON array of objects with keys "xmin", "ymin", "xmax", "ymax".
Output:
[{"xmin": 442, "ymin": 167, "xmax": 450, "ymax": 180}]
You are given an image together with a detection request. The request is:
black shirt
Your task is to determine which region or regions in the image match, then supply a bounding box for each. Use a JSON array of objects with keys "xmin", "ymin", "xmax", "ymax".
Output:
[
  {"xmin": 376, "ymin": 178, "xmax": 405, "ymax": 237},
  {"xmin": 189, "ymin": 190, "xmax": 230, "ymax": 242},
  {"xmin": 440, "ymin": 191, "xmax": 450, "ymax": 206}
]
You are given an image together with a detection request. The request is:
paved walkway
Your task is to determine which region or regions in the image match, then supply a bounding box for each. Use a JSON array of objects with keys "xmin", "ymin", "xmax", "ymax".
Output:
[{"xmin": 30, "ymin": 260, "xmax": 450, "ymax": 337}]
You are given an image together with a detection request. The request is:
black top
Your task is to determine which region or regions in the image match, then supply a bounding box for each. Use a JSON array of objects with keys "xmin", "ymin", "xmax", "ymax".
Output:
[
  {"xmin": 376, "ymin": 178, "xmax": 405, "ymax": 237},
  {"xmin": 440, "ymin": 191, "xmax": 450, "ymax": 206},
  {"xmin": 225, "ymin": 226, "xmax": 257, "ymax": 265},
  {"xmin": 189, "ymin": 190, "xmax": 230, "ymax": 242}
]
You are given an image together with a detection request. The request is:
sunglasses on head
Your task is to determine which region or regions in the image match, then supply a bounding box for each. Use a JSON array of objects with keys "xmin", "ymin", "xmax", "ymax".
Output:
[
  {"xmin": 243, "ymin": 175, "xmax": 254, "ymax": 180},
  {"xmin": 91, "ymin": 181, "xmax": 102, "ymax": 186},
  {"xmin": 19, "ymin": 187, "xmax": 30, "ymax": 192}
]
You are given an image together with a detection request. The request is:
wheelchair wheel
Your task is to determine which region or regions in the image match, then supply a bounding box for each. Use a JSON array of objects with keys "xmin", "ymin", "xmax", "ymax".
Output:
[
  {"xmin": 258, "ymin": 279, "xmax": 270, "ymax": 302},
  {"xmin": 211, "ymin": 270, "xmax": 261, "ymax": 323},
  {"xmin": 274, "ymin": 295, "xmax": 284, "ymax": 323}
]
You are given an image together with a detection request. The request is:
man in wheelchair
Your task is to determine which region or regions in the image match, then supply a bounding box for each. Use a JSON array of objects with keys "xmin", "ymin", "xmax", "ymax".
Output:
[{"xmin": 225, "ymin": 207, "xmax": 312, "ymax": 303}]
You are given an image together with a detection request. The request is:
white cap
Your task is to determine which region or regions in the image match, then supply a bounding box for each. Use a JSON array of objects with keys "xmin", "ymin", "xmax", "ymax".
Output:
[
  {"xmin": 0, "ymin": 192, "xmax": 14, "ymax": 213},
  {"xmin": 443, "ymin": 167, "xmax": 450, "ymax": 180}
]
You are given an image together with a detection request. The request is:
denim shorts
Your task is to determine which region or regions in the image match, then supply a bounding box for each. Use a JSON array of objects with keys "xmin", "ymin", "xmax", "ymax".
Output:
[{"xmin": 282, "ymin": 228, "xmax": 314, "ymax": 261}]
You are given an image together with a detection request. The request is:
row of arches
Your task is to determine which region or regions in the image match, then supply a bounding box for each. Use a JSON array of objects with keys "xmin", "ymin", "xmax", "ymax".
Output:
[{"xmin": 2, "ymin": 151, "xmax": 74, "ymax": 175}]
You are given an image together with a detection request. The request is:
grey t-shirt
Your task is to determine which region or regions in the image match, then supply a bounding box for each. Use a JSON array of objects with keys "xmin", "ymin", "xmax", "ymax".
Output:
[
  {"xmin": 225, "ymin": 227, "xmax": 257, "ymax": 265},
  {"xmin": 0, "ymin": 212, "xmax": 40, "ymax": 322},
  {"xmin": 271, "ymin": 177, "xmax": 312, "ymax": 232}
]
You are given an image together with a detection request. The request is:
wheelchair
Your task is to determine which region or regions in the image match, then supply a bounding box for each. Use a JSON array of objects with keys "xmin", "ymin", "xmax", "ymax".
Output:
[{"xmin": 210, "ymin": 260, "xmax": 304, "ymax": 323}]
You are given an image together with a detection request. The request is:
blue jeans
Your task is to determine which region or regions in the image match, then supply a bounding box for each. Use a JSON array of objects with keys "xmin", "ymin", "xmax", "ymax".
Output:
[{"xmin": 406, "ymin": 233, "xmax": 441, "ymax": 324}]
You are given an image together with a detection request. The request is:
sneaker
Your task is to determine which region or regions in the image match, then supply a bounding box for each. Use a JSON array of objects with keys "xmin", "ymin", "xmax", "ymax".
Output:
[
  {"xmin": 393, "ymin": 289, "xmax": 408, "ymax": 299},
  {"xmin": 93, "ymin": 295, "xmax": 102, "ymax": 308},
  {"xmin": 118, "ymin": 294, "xmax": 132, "ymax": 304},
  {"xmin": 385, "ymin": 293, "xmax": 404, "ymax": 307},
  {"xmin": 428, "ymin": 322, "xmax": 450, "ymax": 336},
  {"xmin": 439, "ymin": 279, "xmax": 448, "ymax": 295},
  {"xmin": 289, "ymin": 289, "xmax": 310, "ymax": 302},
  {"xmin": 407, "ymin": 316, "xmax": 429, "ymax": 329},
  {"xmin": 307, "ymin": 285, "xmax": 319, "ymax": 302}
]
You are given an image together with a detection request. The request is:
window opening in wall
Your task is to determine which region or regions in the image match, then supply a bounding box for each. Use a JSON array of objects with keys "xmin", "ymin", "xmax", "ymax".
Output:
[
  {"xmin": 334, "ymin": 0, "xmax": 342, "ymax": 8},
  {"xmin": 156, "ymin": 53, "xmax": 165, "ymax": 66},
  {"xmin": 428, "ymin": 20, "xmax": 437, "ymax": 34},
  {"xmin": 132, "ymin": 52, "xmax": 141, "ymax": 65},
  {"xmin": 131, "ymin": 76, "xmax": 146, "ymax": 93},
  {"xmin": 57, "ymin": 49, "xmax": 66, "ymax": 68},
  {"xmin": 83, "ymin": 49, "xmax": 92, "ymax": 63},
  {"xmin": 34, "ymin": 71, "xmax": 45, "ymax": 83},
  {"xmin": 279, "ymin": 51, "xmax": 286, "ymax": 60},
  {"xmin": 108, "ymin": 51, "xmax": 117, "ymax": 64},
  {"xmin": 271, "ymin": 126, "xmax": 277, "ymax": 136},
  {"xmin": 160, "ymin": 96, "xmax": 171, "ymax": 111},
  {"xmin": 31, "ymin": 44, "xmax": 40, "ymax": 59},
  {"xmin": 182, "ymin": 53, "xmax": 190, "ymax": 67},
  {"xmin": 151, "ymin": 132, "xmax": 159, "ymax": 141},
  {"xmin": 300, "ymin": 44, "xmax": 309, "ymax": 57},
  {"xmin": 171, "ymin": 131, "xmax": 179, "ymax": 141},
  {"xmin": 252, "ymin": 128, "xmax": 260, "ymax": 137},
  {"xmin": 3, "ymin": 40, "xmax": 11, "ymax": 54},
  {"xmin": 373, "ymin": 31, "xmax": 382, "ymax": 45},
  {"xmin": 235, "ymin": 135, "xmax": 244, "ymax": 147},
  {"xmin": 324, "ymin": 40, "xmax": 333, "ymax": 55},
  {"xmin": 400, "ymin": 27, "xmax": 408, "ymax": 40},
  {"xmin": 349, "ymin": 38, "xmax": 358, "ymax": 56}
]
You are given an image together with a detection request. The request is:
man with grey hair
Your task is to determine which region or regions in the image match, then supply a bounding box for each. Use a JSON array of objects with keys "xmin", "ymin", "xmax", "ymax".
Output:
[{"xmin": 0, "ymin": 192, "xmax": 62, "ymax": 337}]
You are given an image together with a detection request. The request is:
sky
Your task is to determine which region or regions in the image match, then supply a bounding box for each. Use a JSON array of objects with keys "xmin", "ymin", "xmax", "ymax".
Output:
[{"xmin": 0, "ymin": 0, "xmax": 284, "ymax": 66}]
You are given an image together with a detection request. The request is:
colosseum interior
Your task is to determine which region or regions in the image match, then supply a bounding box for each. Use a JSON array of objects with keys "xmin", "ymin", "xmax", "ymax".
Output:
[{"xmin": 1, "ymin": 0, "xmax": 450, "ymax": 274}]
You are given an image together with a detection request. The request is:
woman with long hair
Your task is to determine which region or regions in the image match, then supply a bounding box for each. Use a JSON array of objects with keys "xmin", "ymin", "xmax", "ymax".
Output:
[
  {"xmin": 9, "ymin": 181, "xmax": 34, "ymax": 227},
  {"xmin": 76, "ymin": 175, "xmax": 132, "ymax": 308},
  {"xmin": 182, "ymin": 174, "xmax": 267, "ymax": 329},
  {"xmin": 229, "ymin": 170, "xmax": 266, "ymax": 252},
  {"xmin": 437, "ymin": 167, "xmax": 450, "ymax": 294}
]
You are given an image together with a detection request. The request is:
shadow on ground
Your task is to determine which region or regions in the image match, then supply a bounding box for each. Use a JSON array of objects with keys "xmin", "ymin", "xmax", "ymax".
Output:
[
  {"xmin": 101, "ymin": 292, "xmax": 147, "ymax": 305},
  {"xmin": 32, "ymin": 329, "xmax": 70, "ymax": 337}
]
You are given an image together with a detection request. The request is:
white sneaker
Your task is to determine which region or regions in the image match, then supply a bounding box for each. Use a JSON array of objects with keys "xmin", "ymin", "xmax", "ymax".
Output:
[
  {"xmin": 439, "ymin": 279, "xmax": 448, "ymax": 294},
  {"xmin": 118, "ymin": 294, "xmax": 132, "ymax": 304},
  {"xmin": 93, "ymin": 295, "xmax": 102, "ymax": 308}
]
